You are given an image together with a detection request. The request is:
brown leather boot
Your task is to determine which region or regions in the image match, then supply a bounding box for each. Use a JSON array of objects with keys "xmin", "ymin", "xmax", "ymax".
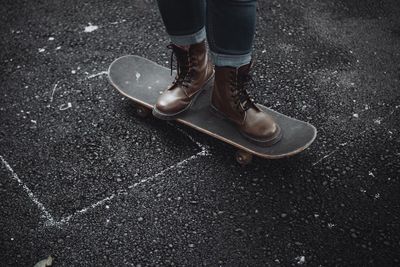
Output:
[
  {"xmin": 153, "ymin": 40, "xmax": 214, "ymax": 119},
  {"xmin": 211, "ymin": 63, "xmax": 282, "ymax": 146}
]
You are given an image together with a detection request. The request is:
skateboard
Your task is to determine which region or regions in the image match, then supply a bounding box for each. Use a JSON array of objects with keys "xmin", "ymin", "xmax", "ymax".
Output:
[{"xmin": 108, "ymin": 55, "xmax": 317, "ymax": 165}]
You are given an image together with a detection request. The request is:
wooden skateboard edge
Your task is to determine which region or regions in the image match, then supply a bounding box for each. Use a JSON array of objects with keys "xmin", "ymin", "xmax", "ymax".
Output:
[
  {"xmin": 108, "ymin": 55, "xmax": 318, "ymax": 160},
  {"xmin": 177, "ymin": 118, "xmax": 317, "ymax": 159}
]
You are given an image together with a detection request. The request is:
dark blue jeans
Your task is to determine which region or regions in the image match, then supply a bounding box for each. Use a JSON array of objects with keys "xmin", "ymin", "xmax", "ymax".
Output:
[{"xmin": 156, "ymin": 0, "xmax": 257, "ymax": 67}]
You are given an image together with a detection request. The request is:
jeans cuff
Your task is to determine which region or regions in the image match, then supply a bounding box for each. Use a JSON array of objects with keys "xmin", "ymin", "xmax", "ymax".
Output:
[
  {"xmin": 169, "ymin": 27, "xmax": 206, "ymax": 46},
  {"xmin": 210, "ymin": 51, "xmax": 252, "ymax": 67}
]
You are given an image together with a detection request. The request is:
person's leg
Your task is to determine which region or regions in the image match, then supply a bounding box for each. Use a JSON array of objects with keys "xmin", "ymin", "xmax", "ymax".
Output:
[
  {"xmin": 153, "ymin": 0, "xmax": 214, "ymax": 119},
  {"xmin": 206, "ymin": 0, "xmax": 257, "ymax": 67},
  {"xmin": 156, "ymin": 0, "xmax": 206, "ymax": 45},
  {"xmin": 208, "ymin": 0, "xmax": 282, "ymax": 146}
]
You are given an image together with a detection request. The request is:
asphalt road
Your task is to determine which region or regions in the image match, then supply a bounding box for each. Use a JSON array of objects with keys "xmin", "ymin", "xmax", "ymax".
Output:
[{"xmin": 1, "ymin": 0, "xmax": 399, "ymax": 266}]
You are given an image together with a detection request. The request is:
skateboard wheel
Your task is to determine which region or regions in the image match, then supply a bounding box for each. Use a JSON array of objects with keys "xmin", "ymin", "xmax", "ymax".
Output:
[
  {"xmin": 136, "ymin": 106, "xmax": 150, "ymax": 118},
  {"xmin": 235, "ymin": 150, "xmax": 253, "ymax": 166}
]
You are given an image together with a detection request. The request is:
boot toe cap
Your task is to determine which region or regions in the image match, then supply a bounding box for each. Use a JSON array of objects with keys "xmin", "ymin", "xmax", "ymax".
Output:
[
  {"xmin": 246, "ymin": 123, "xmax": 280, "ymax": 141},
  {"xmin": 241, "ymin": 112, "xmax": 282, "ymax": 146},
  {"xmin": 154, "ymin": 90, "xmax": 188, "ymax": 115},
  {"xmin": 155, "ymin": 99, "xmax": 182, "ymax": 115}
]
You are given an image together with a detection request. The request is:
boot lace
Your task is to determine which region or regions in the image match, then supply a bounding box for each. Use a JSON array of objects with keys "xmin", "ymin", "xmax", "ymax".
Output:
[
  {"xmin": 167, "ymin": 44, "xmax": 195, "ymax": 89},
  {"xmin": 229, "ymin": 71, "xmax": 256, "ymax": 111}
]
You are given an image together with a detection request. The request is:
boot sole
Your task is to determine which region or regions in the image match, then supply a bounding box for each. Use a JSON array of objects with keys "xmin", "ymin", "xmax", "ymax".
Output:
[
  {"xmin": 152, "ymin": 71, "xmax": 215, "ymax": 120},
  {"xmin": 209, "ymin": 104, "xmax": 282, "ymax": 147}
]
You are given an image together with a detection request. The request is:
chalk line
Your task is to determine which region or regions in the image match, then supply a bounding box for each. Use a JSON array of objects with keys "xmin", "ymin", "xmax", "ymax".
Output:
[
  {"xmin": 1, "ymin": 118, "xmax": 209, "ymax": 227},
  {"xmin": 87, "ymin": 71, "xmax": 108, "ymax": 79},
  {"xmin": 56, "ymin": 194, "xmax": 117, "ymax": 226},
  {"xmin": 56, "ymin": 149, "xmax": 208, "ymax": 226},
  {"xmin": 311, "ymin": 124, "xmax": 377, "ymax": 167},
  {"xmin": 0, "ymin": 155, "xmax": 56, "ymax": 226},
  {"xmin": 312, "ymin": 150, "xmax": 337, "ymax": 166},
  {"xmin": 50, "ymin": 81, "xmax": 60, "ymax": 103},
  {"xmin": 312, "ymin": 139, "xmax": 355, "ymax": 166},
  {"xmin": 168, "ymin": 122, "xmax": 210, "ymax": 156},
  {"xmin": 0, "ymin": 144, "xmax": 208, "ymax": 227},
  {"xmin": 109, "ymin": 19, "xmax": 126, "ymax": 25},
  {"xmin": 54, "ymin": 128, "xmax": 209, "ymax": 226}
]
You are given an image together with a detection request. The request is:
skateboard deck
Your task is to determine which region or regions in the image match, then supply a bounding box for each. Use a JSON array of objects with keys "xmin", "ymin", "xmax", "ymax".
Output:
[{"xmin": 108, "ymin": 55, "xmax": 317, "ymax": 164}]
